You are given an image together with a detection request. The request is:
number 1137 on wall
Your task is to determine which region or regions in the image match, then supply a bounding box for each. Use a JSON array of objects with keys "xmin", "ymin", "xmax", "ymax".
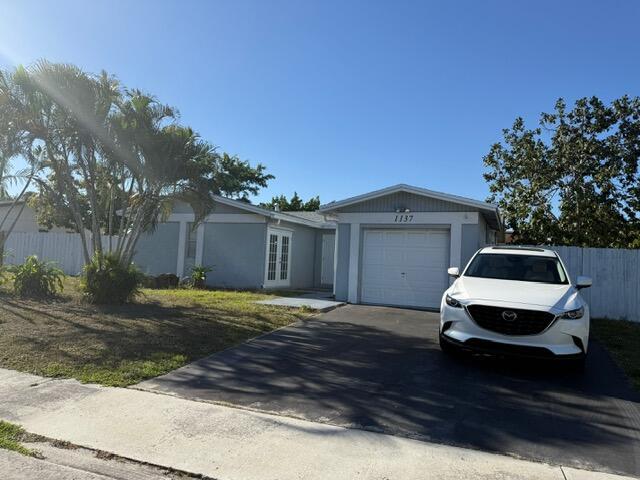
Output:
[{"xmin": 394, "ymin": 214, "xmax": 413, "ymax": 223}]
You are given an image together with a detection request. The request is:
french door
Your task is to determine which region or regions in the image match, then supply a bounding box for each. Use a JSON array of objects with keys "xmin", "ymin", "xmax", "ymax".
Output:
[{"xmin": 264, "ymin": 228, "xmax": 292, "ymax": 288}]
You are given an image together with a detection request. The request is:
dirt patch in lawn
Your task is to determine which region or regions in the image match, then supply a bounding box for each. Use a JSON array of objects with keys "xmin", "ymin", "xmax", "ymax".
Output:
[{"xmin": 0, "ymin": 278, "xmax": 309, "ymax": 386}]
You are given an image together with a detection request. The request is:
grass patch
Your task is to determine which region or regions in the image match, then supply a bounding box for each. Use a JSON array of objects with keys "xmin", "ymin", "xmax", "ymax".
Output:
[
  {"xmin": 592, "ymin": 318, "xmax": 640, "ymax": 391},
  {"xmin": 0, "ymin": 277, "xmax": 311, "ymax": 387},
  {"xmin": 0, "ymin": 421, "xmax": 34, "ymax": 456}
]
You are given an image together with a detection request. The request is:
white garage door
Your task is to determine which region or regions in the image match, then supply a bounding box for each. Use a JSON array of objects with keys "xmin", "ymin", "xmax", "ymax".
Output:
[{"xmin": 361, "ymin": 229, "xmax": 449, "ymax": 309}]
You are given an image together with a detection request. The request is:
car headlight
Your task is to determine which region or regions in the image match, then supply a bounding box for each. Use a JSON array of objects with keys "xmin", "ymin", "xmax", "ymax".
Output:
[
  {"xmin": 445, "ymin": 294, "xmax": 463, "ymax": 308},
  {"xmin": 559, "ymin": 306, "xmax": 584, "ymax": 320}
]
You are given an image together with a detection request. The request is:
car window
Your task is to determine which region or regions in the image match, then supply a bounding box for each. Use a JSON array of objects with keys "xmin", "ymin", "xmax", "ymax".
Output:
[{"xmin": 464, "ymin": 254, "xmax": 568, "ymax": 284}]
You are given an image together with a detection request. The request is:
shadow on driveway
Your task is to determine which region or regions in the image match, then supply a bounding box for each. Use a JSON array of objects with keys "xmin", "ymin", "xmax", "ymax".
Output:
[{"xmin": 137, "ymin": 305, "xmax": 640, "ymax": 476}]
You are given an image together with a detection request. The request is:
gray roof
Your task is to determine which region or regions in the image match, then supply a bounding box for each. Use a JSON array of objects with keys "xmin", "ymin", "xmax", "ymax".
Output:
[
  {"xmin": 279, "ymin": 211, "xmax": 328, "ymax": 224},
  {"xmin": 213, "ymin": 196, "xmax": 334, "ymax": 229}
]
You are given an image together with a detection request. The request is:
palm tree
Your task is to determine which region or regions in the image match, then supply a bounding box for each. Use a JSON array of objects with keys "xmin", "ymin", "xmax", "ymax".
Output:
[
  {"xmin": 0, "ymin": 61, "xmax": 273, "ymax": 269},
  {"xmin": 0, "ymin": 68, "xmax": 45, "ymax": 258}
]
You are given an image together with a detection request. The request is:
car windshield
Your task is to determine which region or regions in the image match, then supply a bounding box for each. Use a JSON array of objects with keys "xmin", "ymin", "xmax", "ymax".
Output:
[{"xmin": 464, "ymin": 253, "xmax": 568, "ymax": 284}]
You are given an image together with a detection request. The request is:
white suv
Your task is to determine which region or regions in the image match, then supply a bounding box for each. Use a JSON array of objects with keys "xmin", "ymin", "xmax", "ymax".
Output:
[{"xmin": 440, "ymin": 246, "xmax": 592, "ymax": 366}]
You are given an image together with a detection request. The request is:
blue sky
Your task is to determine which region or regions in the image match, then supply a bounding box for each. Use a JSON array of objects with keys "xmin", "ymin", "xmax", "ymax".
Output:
[{"xmin": 0, "ymin": 0, "xmax": 638, "ymax": 205}]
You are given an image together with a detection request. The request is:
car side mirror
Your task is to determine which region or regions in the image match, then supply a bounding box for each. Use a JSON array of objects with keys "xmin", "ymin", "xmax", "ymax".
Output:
[
  {"xmin": 447, "ymin": 267, "xmax": 460, "ymax": 278},
  {"xmin": 576, "ymin": 275, "xmax": 592, "ymax": 290}
]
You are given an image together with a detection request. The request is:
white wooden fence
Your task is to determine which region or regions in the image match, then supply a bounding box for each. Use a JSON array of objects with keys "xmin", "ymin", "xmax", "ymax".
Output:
[
  {"xmin": 2, "ymin": 232, "xmax": 119, "ymax": 275},
  {"xmin": 529, "ymin": 245, "xmax": 640, "ymax": 322}
]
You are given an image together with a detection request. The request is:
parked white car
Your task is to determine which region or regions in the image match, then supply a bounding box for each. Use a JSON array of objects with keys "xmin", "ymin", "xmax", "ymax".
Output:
[{"xmin": 440, "ymin": 246, "xmax": 592, "ymax": 366}]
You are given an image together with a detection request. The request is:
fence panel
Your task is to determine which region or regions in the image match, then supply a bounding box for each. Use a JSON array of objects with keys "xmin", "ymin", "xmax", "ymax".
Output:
[
  {"xmin": 3, "ymin": 232, "xmax": 119, "ymax": 275},
  {"xmin": 530, "ymin": 245, "xmax": 640, "ymax": 321}
]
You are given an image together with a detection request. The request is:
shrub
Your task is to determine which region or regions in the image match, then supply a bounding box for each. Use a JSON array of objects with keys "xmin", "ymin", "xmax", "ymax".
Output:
[
  {"xmin": 155, "ymin": 273, "xmax": 179, "ymax": 289},
  {"xmin": 11, "ymin": 255, "xmax": 65, "ymax": 298},
  {"xmin": 190, "ymin": 265, "xmax": 212, "ymax": 289},
  {"xmin": 0, "ymin": 262, "xmax": 7, "ymax": 287},
  {"xmin": 140, "ymin": 274, "xmax": 157, "ymax": 289},
  {"xmin": 81, "ymin": 253, "xmax": 143, "ymax": 304}
]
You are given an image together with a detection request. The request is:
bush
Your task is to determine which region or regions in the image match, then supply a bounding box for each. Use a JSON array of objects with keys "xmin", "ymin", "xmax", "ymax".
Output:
[
  {"xmin": 81, "ymin": 253, "xmax": 143, "ymax": 304},
  {"xmin": 0, "ymin": 262, "xmax": 7, "ymax": 287},
  {"xmin": 155, "ymin": 273, "xmax": 180, "ymax": 289},
  {"xmin": 140, "ymin": 274, "xmax": 157, "ymax": 289},
  {"xmin": 190, "ymin": 265, "xmax": 212, "ymax": 289},
  {"xmin": 11, "ymin": 255, "xmax": 65, "ymax": 298}
]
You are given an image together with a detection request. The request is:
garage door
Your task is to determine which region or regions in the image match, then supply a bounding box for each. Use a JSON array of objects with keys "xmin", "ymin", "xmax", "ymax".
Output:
[{"xmin": 361, "ymin": 229, "xmax": 449, "ymax": 309}]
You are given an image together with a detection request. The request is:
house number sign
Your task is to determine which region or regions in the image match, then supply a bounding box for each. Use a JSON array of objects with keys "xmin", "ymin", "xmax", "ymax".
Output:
[{"xmin": 394, "ymin": 214, "xmax": 414, "ymax": 223}]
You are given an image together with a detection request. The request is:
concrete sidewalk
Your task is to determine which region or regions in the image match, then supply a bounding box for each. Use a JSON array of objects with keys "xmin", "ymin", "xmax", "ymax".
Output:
[
  {"xmin": 0, "ymin": 368, "xmax": 635, "ymax": 480},
  {"xmin": 0, "ymin": 443, "xmax": 191, "ymax": 480}
]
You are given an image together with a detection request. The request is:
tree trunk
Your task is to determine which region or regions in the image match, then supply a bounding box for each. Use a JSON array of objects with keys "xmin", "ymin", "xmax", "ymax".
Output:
[{"xmin": 0, "ymin": 231, "xmax": 4, "ymax": 267}]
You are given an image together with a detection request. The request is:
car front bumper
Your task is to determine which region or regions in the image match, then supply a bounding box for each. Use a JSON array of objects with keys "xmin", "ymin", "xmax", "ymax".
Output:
[{"xmin": 439, "ymin": 301, "xmax": 590, "ymax": 358}]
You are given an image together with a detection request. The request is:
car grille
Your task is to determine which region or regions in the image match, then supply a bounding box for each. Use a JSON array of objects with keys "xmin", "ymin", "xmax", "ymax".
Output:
[{"xmin": 466, "ymin": 304, "xmax": 555, "ymax": 336}]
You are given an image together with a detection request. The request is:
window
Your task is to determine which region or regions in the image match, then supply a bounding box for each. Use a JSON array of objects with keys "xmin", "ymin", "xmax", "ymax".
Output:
[
  {"xmin": 464, "ymin": 254, "xmax": 568, "ymax": 285},
  {"xmin": 267, "ymin": 234, "xmax": 278, "ymax": 281},
  {"xmin": 280, "ymin": 235, "xmax": 289, "ymax": 280},
  {"xmin": 186, "ymin": 223, "xmax": 197, "ymax": 259}
]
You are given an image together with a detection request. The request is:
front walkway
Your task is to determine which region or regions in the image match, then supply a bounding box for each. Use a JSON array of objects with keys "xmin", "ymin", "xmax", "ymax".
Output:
[
  {"xmin": 255, "ymin": 290, "xmax": 344, "ymax": 311},
  {"xmin": 0, "ymin": 368, "xmax": 631, "ymax": 480}
]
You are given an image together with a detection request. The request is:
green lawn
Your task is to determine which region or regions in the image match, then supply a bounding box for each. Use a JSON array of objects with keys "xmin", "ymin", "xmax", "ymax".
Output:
[
  {"xmin": 0, "ymin": 278, "xmax": 310, "ymax": 387},
  {"xmin": 0, "ymin": 421, "xmax": 34, "ymax": 456},
  {"xmin": 592, "ymin": 318, "xmax": 640, "ymax": 391}
]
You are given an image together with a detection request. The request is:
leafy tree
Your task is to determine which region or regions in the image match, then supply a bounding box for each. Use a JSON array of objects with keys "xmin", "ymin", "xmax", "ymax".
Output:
[
  {"xmin": 484, "ymin": 96, "xmax": 640, "ymax": 248},
  {"xmin": 260, "ymin": 192, "xmax": 321, "ymax": 211},
  {"xmin": 0, "ymin": 61, "xmax": 273, "ymax": 267}
]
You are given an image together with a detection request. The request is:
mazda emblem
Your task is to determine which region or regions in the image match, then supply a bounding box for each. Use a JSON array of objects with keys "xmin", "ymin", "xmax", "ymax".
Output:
[{"xmin": 502, "ymin": 310, "xmax": 517, "ymax": 321}]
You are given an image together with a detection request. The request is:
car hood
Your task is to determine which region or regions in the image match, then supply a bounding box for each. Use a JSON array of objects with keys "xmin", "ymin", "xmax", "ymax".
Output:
[{"xmin": 450, "ymin": 276, "xmax": 579, "ymax": 311}]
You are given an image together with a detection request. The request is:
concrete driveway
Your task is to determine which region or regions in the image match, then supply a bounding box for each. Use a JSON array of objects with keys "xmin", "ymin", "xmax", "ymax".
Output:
[{"xmin": 138, "ymin": 305, "xmax": 640, "ymax": 477}]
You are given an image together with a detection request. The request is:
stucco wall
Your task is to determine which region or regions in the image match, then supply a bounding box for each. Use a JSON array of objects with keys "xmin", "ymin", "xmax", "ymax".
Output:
[
  {"xmin": 478, "ymin": 214, "xmax": 488, "ymax": 247},
  {"xmin": 334, "ymin": 223, "xmax": 351, "ymax": 301},
  {"xmin": 461, "ymin": 223, "xmax": 480, "ymax": 269},
  {"xmin": 274, "ymin": 220, "xmax": 317, "ymax": 289},
  {"xmin": 313, "ymin": 230, "xmax": 323, "ymax": 288},
  {"xmin": 134, "ymin": 222, "xmax": 180, "ymax": 275},
  {"xmin": 202, "ymin": 223, "xmax": 267, "ymax": 288}
]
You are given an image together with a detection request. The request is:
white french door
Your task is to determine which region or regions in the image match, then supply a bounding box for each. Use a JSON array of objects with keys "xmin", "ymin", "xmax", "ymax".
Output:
[{"xmin": 264, "ymin": 228, "xmax": 292, "ymax": 288}]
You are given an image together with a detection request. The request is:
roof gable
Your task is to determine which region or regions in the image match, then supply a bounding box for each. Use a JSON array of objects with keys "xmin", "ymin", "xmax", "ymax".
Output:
[
  {"xmin": 319, "ymin": 184, "xmax": 497, "ymax": 213},
  {"xmin": 332, "ymin": 191, "xmax": 474, "ymax": 214},
  {"xmin": 319, "ymin": 184, "xmax": 501, "ymax": 230}
]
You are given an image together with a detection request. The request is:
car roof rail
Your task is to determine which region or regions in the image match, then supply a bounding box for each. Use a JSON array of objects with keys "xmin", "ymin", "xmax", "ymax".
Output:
[{"xmin": 491, "ymin": 246, "xmax": 546, "ymax": 252}]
